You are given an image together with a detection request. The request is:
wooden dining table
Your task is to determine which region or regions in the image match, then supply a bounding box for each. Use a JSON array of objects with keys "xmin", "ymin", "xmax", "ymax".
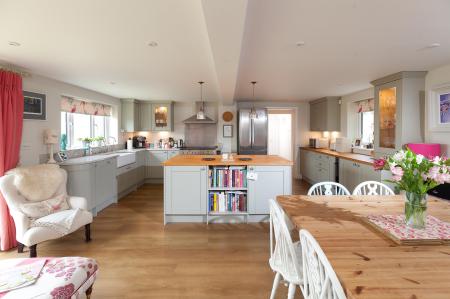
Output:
[{"xmin": 277, "ymin": 194, "xmax": 450, "ymax": 299}]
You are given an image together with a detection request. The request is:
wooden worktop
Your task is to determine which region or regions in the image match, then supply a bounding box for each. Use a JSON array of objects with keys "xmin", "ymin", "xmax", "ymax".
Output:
[
  {"xmin": 277, "ymin": 194, "xmax": 450, "ymax": 299},
  {"xmin": 162, "ymin": 154, "xmax": 293, "ymax": 166},
  {"xmin": 300, "ymin": 146, "xmax": 374, "ymax": 165}
]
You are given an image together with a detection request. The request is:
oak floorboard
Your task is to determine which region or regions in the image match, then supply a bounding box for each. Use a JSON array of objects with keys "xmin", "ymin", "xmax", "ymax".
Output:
[{"xmin": 0, "ymin": 180, "xmax": 309, "ymax": 298}]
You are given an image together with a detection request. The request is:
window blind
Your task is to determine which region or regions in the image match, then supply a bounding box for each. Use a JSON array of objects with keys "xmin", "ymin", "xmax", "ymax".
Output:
[
  {"xmin": 356, "ymin": 98, "xmax": 374, "ymax": 113},
  {"xmin": 61, "ymin": 96, "xmax": 112, "ymax": 116}
]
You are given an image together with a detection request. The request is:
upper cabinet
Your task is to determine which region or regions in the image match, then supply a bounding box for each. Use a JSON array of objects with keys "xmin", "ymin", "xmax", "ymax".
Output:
[
  {"xmin": 309, "ymin": 97, "xmax": 341, "ymax": 132},
  {"xmin": 151, "ymin": 102, "xmax": 174, "ymax": 132},
  {"xmin": 371, "ymin": 71, "xmax": 426, "ymax": 155},
  {"xmin": 121, "ymin": 99, "xmax": 140, "ymax": 132},
  {"xmin": 121, "ymin": 100, "xmax": 173, "ymax": 132}
]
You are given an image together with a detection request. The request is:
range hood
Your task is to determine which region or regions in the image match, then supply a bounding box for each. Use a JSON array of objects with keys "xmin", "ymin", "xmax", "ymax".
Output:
[{"xmin": 183, "ymin": 101, "xmax": 216, "ymax": 124}]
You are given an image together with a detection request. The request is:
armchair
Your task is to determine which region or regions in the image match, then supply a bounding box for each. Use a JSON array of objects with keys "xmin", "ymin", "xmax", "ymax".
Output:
[{"xmin": 0, "ymin": 166, "xmax": 93, "ymax": 257}]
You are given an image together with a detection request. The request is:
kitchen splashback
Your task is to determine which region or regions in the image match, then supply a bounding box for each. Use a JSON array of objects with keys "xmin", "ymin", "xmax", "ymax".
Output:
[{"xmin": 184, "ymin": 123, "xmax": 217, "ymax": 147}]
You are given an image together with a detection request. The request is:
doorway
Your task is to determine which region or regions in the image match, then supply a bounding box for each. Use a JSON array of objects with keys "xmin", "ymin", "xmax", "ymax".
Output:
[{"xmin": 267, "ymin": 109, "xmax": 294, "ymax": 162}]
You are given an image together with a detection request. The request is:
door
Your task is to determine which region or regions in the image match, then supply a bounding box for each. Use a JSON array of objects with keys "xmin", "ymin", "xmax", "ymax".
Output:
[
  {"xmin": 166, "ymin": 166, "xmax": 207, "ymax": 214},
  {"xmin": 248, "ymin": 166, "xmax": 290, "ymax": 214},
  {"xmin": 238, "ymin": 109, "xmax": 252, "ymax": 153},
  {"xmin": 268, "ymin": 110, "xmax": 293, "ymax": 161},
  {"xmin": 94, "ymin": 158, "xmax": 116, "ymax": 210},
  {"xmin": 139, "ymin": 102, "xmax": 153, "ymax": 131}
]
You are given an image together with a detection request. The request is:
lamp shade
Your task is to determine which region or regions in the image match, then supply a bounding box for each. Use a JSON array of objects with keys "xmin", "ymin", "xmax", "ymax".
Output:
[{"xmin": 43, "ymin": 129, "xmax": 58, "ymax": 144}]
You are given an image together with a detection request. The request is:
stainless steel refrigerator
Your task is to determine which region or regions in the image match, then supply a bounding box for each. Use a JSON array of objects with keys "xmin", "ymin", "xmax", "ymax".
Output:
[{"xmin": 238, "ymin": 109, "xmax": 268, "ymax": 155}]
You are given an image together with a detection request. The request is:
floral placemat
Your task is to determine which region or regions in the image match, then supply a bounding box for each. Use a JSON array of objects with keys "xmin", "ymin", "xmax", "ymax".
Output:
[{"xmin": 364, "ymin": 215, "xmax": 450, "ymax": 245}]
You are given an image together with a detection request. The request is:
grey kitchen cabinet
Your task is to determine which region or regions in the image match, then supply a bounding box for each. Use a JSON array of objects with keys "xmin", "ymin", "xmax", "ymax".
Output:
[
  {"xmin": 339, "ymin": 159, "xmax": 381, "ymax": 192},
  {"xmin": 61, "ymin": 157, "xmax": 117, "ymax": 216},
  {"xmin": 151, "ymin": 102, "xmax": 174, "ymax": 131},
  {"xmin": 139, "ymin": 102, "xmax": 153, "ymax": 131},
  {"xmin": 121, "ymin": 99, "xmax": 140, "ymax": 132},
  {"xmin": 371, "ymin": 71, "xmax": 426, "ymax": 155},
  {"xmin": 247, "ymin": 166, "xmax": 292, "ymax": 215},
  {"xmin": 164, "ymin": 166, "xmax": 207, "ymax": 215},
  {"xmin": 117, "ymin": 163, "xmax": 138, "ymax": 196},
  {"xmin": 309, "ymin": 97, "xmax": 341, "ymax": 132},
  {"xmin": 94, "ymin": 158, "xmax": 117, "ymax": 212},
  {"xmin": 300, "ymin": 149, "xmax": 336, "ymax": 184},
  {"xmin": 146, "ymin": 150, "xmax": 179, "ymax": 179},
  {"xmin": 136, "ymin": 150, "xmax": 146, "ymax": 184}
]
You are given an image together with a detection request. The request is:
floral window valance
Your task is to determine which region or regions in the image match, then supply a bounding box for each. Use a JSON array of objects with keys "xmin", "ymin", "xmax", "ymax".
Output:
[
  {"xmin": 357, "ymin": 98, "xmax": 374, "ymax": 113},
  {"xmin": 61, "ymin": 96, "xmax": 112, "ymax": 116}
]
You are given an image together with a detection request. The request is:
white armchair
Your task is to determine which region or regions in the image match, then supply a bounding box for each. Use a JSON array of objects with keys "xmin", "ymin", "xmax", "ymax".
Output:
[{"xmin": 0, "ymin": 166, "xmax": 93, "ymax": 257}]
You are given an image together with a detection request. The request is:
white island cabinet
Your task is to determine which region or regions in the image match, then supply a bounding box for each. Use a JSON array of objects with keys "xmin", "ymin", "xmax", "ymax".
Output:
[{"xmin": 163, "ymin": 155, "xmax": 293, "ymax": 224}]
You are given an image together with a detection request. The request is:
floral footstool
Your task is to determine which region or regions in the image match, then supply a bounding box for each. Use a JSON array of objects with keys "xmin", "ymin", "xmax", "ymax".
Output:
[{"xmin": 0, "ymin": 257, "xmax": 98, "ymax": 299}]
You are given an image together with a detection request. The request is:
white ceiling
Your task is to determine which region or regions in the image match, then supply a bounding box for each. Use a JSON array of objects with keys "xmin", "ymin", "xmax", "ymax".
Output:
[{"xmin": 1, "ymin": 0, "xmax": 450, "ymax": 103}]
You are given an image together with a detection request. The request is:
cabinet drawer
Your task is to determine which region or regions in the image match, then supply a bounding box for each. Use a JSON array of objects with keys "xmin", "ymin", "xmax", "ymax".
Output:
[{"xmin": 117, "ymin": 163, "xmax": 137, "ymax": 176}]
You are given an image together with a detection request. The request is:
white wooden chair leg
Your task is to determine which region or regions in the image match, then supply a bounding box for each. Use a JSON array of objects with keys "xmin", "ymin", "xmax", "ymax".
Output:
[
  {"xmin": 287, "ymin": 283, "xmax": 296, "ymax": 299},
  {"xmin": 270, "ymin": 272, "xmax": 282, "ymax": 299}
]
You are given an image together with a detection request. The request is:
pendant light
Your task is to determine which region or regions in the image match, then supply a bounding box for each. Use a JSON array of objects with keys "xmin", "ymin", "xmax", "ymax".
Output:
[
  {"xmin": 196, "ymin": 81, "xmax": 206, "ymax": 120},
  {"xmin": 249, "ymin": 81, "xmax": 258, "ymax": 119}
]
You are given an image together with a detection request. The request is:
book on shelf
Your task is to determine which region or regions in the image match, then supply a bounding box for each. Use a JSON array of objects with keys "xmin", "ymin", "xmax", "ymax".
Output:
[
  {"xmin": 209, "ymin": 166, "xmax": 247, "ymax": 188},
  {"xmin": 208, "ymin": 191, "xmax": 247, "ymax": 213}
]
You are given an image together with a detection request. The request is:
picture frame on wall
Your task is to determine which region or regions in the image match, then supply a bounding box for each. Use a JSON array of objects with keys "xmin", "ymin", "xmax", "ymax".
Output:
[
  {"xmin": 428, "ymin": 84, "xmax": 450, "ymax": 131},
  {"xmin": 23, "ymin": 91, "xmax": 46, "ymax": 120},
  {"xmin": 223, "ymin": 124, "xmax": 233, "ymax": 138}
]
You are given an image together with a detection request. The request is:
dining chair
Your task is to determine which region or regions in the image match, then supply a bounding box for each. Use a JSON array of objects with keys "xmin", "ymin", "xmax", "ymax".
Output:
[
  {"xmin": 269, "ymin": 199, "xmax": 303, "ymax": 299},
  {"xmin": 300, "ymin": 229, "xmax": 347, "ymax": 299},
  {"xmin": 307, "ymin": 182, "xmax": 350, "ymax": 196},
  {"xmin": 352, "ymin": 181, "xmax": 394, "ymax": 196}
]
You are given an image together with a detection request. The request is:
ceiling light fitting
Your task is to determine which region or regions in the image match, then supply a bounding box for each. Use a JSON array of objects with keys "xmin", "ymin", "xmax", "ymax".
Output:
[
  {"xmin": 249, "ymin": 81, "xmax": 258, "ymax": 120},
  {"xmin": 147, "ymin": 41, "xmax": 158, "ymax": 47},
  {"xmin": 296, "ymin": 41, "xmax": 306, "ymax": 47},
  {"xmin": 8, "ymin": 41, "xmax": 21, "ymax": 47},
  {"xmin": 196, "ymin": 81, "xmax": 206, "ymax": 120}
]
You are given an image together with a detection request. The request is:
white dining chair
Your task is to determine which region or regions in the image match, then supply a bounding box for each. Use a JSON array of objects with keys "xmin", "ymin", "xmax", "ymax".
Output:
[
  {"xmin": 269, "ymin": 199, "xmax": 303, "ymax": 299},
  {"xmin": 299, "ymin": 229, "xmax": 347, "ymax": 299},
  {"xmin": 307, "ymin": 182, "xmax": 350, "ymax": 196},
  {"xmin": 352, "ymin": 181, "xmax": 394, "ymax": 196}
]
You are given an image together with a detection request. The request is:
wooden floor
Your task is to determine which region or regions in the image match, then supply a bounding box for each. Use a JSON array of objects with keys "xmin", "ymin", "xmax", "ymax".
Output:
[{"xmin": 0, "ymin": 179, "xmax": 309, "ymax": 298}]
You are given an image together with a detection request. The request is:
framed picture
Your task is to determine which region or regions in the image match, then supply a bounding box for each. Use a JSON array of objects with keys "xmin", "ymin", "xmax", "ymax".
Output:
[
  {"xmin": 23, "ymin": 91, "xmax": 46, "ymax": 120},
  {"xmin": 428, "ymin": 84, "xmax": 450, "ymax": 131},
  {"xmin": 223, "ymin": 125, "xmax": 233, "ymax": 138}
]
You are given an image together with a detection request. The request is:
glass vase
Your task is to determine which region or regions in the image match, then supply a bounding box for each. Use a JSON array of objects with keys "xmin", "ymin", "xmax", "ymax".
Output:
[{"xmin": 404, "ymin": 192, "xmax": 427, "ymax": 229}]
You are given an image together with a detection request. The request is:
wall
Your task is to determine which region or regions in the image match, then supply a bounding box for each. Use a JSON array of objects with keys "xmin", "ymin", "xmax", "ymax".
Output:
[
  {"xmin": 237, "ymin": 101, "xmax": 310, "ymax": 178},
  {"xmin": 425, "ymin": 63, "xmax": 450, "ymax": 156},
  {"xmin": 21, "ymin": 74, "xmax": 121, "ymax": 166}
]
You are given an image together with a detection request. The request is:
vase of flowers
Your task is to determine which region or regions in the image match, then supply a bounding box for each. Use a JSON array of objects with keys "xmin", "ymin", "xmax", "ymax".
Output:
[{"xmin": 374, "ymin": 149, "xmax": 450, "ymax": 229}]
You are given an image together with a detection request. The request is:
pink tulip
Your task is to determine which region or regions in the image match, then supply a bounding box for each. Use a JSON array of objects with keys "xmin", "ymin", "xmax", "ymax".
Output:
[
  {"xmin": 373, "ymin": 158, "xmax": 386, "ymax": 170},
  {"xmin": 390, "ymin": 166, "xmax": 404, "ymax": 178}
]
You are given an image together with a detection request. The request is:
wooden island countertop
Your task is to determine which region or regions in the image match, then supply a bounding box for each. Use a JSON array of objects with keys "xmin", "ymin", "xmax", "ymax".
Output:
[
  {"xmin": 300, "ymin": 146, "xmax": 374, "ymax": 165},
  {"xmin": 162, "ymin": 154, "xmax": 293, "ymax": 166}
]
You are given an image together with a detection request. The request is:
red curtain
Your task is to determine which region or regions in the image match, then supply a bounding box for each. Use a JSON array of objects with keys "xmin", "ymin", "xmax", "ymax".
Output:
[{"xmin": 0, "ymin": 70, "xmax": 23, "ymax": 250}]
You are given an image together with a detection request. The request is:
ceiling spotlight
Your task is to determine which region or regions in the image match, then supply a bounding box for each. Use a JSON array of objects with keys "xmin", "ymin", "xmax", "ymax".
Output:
[
  {"xmin": 296, "ymin": 41, "xmax": 306, "ymax": 47},
  {"xmin": 110, "ymin": 81, "xmax": 116, "ymax": 85},
  {"xmin": 428, "ymin": 43, "xmax": 441, "ymax": 48},
  {"xmin": 147, "ymin": 41, "xmax": 158, "ymax": 47},
  {"xmin": 8, "ymin": 41, "xmax": 21, "ymax": 47}
]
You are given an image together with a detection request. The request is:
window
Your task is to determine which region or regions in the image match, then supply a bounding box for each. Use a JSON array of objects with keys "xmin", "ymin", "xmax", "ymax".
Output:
[
  {"xmin": 61, "ymin": 112, "xmax": 110, "ymax": 149},
  {"xmin": 359, "ymin": 110, "xmax": 374, "ymax": 145}
]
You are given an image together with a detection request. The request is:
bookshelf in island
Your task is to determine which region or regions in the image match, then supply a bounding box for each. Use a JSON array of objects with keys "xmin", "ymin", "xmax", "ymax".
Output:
[{"xmin": 163, "ymin": 155, "xmax": 292, "ymax": 224}]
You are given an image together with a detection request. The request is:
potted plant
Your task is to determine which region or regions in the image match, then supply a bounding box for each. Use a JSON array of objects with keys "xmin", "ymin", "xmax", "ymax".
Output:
[
  {"xmin": 93, "ymin": 136, "xmax": 105, "ymax": 147},
  {"xmin": 79, "ymin": 137, "xmax": 93, "ymax": 148},
  {"xmin": 374, "ymin": 149, "xmax": 450, "ymax": 228}
]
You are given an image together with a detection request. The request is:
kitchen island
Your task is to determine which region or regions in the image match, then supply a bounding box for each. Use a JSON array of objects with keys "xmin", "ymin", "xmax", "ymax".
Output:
[{"xmin": 163, "ymin": 155, "xmax": 293, "ymax": 224}]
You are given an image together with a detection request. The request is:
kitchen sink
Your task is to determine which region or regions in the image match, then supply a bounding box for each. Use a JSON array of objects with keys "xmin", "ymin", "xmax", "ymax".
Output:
[
  {"xmin": 116, "ymin": 152, "xmax": 136, "ymax": 167},
  {"xmin": 238, "ymin": 157, "xmax": 252, "ymax": 161},
  {"xmin": 202, "ymin": 157, "xmax": 216, "ymax": 161}
]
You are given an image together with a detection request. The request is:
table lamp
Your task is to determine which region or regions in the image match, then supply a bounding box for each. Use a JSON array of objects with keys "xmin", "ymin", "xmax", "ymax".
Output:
[{"xmin": 44, "ymin": 129, "xmax": 58, "ymax": 164}]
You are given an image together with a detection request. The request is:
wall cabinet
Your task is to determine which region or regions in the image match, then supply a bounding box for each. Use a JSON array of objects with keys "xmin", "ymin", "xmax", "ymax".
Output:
[
  {"xmin": 300, "ymin": 150, "xmax": 336, "ymax": 184},
  {"xmin": 121, "ymin": 99, "xmax": 140, "ymax": 132},
  {"xmin": 371, "ymin": 71, "xmax": 426, "ymax": 155},
  {"xmin": 309, "ymin": 97, "xmax": 341, "ymax": 131},
  {"xmin": 164, "ymin": 166, "xmax": 207, "ymax": 215},
  {"xmin": 62, "ymin": 157, "xmax": 117, "ymax": 216},
  {"xmin": 139, "ymin": 102, "xmax": 153, "ymax": 131},
  {"xmin": 339, "ymin": 159, "xmax": 381, "ymax": 192},
  {"xmin": 151, "ymin": 102, "xmax": 174, "ymax": 131},
  {"xmin": 247, "ymin": 166, "xmax": 292, "ymax": 214}
]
